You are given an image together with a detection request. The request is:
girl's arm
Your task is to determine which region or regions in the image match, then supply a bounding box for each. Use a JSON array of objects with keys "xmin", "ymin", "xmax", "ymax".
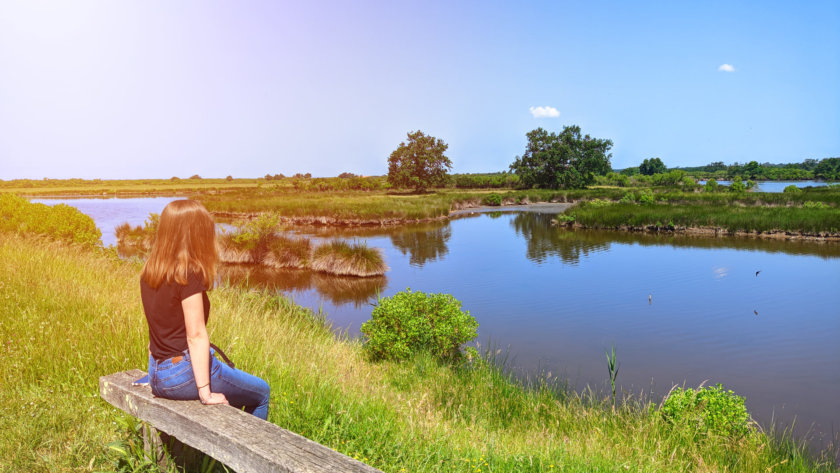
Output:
[{"xmin": 183, "ymin": 293, "xmax": 228, "ymax": 406}]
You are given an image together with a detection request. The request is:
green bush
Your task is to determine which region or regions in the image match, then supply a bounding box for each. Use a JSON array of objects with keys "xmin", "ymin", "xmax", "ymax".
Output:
[
  {"xmin": 729, "ymin": 179, "xmax": 746, "ymax": 193},
  {"xmin": 619, "ymin": 192, "xmax": 636, "ymax": 204},
  {"xmin": 0, "ymin": 193, "xmax": 101, "ymax": 247},
  {"xmin": 661, "ymin": 384, "xmax": 751, "ymax": 438},
  {"xmin": 639, "ymin": 191, "xmax": 655, "ymax": 205},
  {"xmin": 482, "ymin": 193, "xmax": 503, "ymax": 206},
  {"xmin": 704, "ymin": 179, "xmax": 720, "ymax": 193},
  {"xmin": 555, "ymin": 214, "xmax": 575, "ymax": 224},
  {"xmin": 783, "ymin": 184, "xmax": 802, "ymax": 194},
  {"xmin": 361, "ymin": 289, "xmax": 478, "ymax": 362},
  {"xmin": 803, "ymin": 201, "xmax": 827, "ymax": 209}
]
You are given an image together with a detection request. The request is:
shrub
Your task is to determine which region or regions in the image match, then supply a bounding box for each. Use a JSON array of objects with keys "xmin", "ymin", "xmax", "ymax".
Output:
[
  {"xmin": 639, "ymin": 191, "xmax": 655, "ymax": 205},
  {"xmin": 0, "ymin": 193, "xmax": 101, "ymax": 247},
  {"xmin": 729, "ymin": 179, "xmax": 746, "ymax": 193},
  {"xmin": 803, "ymin": 201, "xmax": 827, "ymax": 209},
  {"xmin": 619, "ymin": 192, "xmax": 636, "ymax": 204},
  {"xmin": 555, "ymin": 214, "xmax": 575, "ymax": 224},
  {"xmin": 482, "ymin": 193, "xmax": 503, "ymax": 206},
  {"xmin": 361, "ymin": 289, "xmax": 478, "ymax": 362},
  {"xmin": 783, "ymin": 184, "xmax": 802, "ymax": 194},
  {"xmin": 226, "ymin": 175, "xmax": 233, "ymax": 181},
  {"xmin": 704, "ymin": 179, "xmax": 719, "ymax": 192},
  {"xmin": 661, "ymin": 384, "xmax": 751, "ymax": 438}
]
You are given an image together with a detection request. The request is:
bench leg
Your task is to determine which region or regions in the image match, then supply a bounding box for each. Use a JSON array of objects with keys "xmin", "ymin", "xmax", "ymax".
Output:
[
  {"xmin": 141, "ymin": 423, "xmax": 184, "ymax": 470},
  {"xmin": 141, "ymin": 422, "xmax": 220, "ymax": 471}
]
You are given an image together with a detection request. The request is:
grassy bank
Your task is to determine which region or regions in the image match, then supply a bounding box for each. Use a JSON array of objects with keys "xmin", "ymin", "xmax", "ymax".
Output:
[
  {"xmin": 199, "ymin": 189, "xmax": 622, "ymax": 222},
  {"xmin": 1, "ymin": 234, "xmax": 837, "ymax": 472},
  {"xmin": 564, "ymin": 200, "xmax": 840, "ymax": 235}
]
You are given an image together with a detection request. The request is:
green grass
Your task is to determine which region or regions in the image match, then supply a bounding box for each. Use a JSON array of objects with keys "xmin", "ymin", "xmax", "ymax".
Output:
[
  {"xmin": 567, "ymin": 201, "xmax": 840, "ymax": 234},
  {"xmin": 199, "ymin": 188, "xmax": 623, "ymax": 221},
  {"xmin": 2, "ymin": 234, "xmax": 838, "ymax": 472}
]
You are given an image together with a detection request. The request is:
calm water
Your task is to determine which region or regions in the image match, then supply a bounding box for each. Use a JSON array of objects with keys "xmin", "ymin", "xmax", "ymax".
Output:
[
  {"xmin": 34, "ymin": 197, "xmax": 840, "ymax": 451},
  {"xmin": 697, "ymin": 180, "xmax": 832, "ymax": 192}
]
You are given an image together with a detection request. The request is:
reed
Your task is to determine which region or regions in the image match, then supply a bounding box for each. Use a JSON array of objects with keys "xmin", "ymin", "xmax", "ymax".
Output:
[
  {"xmin": 310, "ymin": 240, "xmax": 388, "ymax": 277},
  {"xmin": 217, "ymin": 231, "xmax": 258, "ymax": 264},
  {"xmin": 263, "ymin": 236, "xmax": 312, "ymax": 269}
]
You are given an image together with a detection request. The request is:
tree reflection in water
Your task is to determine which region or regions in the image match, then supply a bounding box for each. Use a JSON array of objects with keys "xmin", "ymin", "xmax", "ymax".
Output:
[
  {"xmin": 389, "ymin": 223, "xmax": 452, "ymax": 267},
  {"xmin": 219, "ymin": 265, "xmax": 386, "ymax": 308},
  {"xmin": 510, "ymin": 213, "xmax": 609, "ymax": 264},
  {"xmin": 510, "ymin": 211, "xmax": 840, "ymax": 264}
]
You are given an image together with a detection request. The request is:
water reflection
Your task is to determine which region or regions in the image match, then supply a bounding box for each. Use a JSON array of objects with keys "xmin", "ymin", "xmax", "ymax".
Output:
[
  {"xmin": 508, "ymin": 213, "xmax": 840, "ymax": 264},
  {"xmin": 390, "ymin": 224, "xmax": 451, "ymax": 267},
  {"xmin": 510, "ymin": 213, "xmax": 609, "ymax": 264},
  {"xmin": 285, "ymin": 222, "xmax": 452, "ymax": 269},
  {"xmin": 220, "ymin": 265, "xmax": 386, "ymax": 308}
]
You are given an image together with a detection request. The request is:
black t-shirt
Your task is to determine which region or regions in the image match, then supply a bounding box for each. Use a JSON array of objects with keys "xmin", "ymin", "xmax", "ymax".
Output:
[{"xmin": 140, "ymin": 272, "xmax": 210, "ymax": 361}]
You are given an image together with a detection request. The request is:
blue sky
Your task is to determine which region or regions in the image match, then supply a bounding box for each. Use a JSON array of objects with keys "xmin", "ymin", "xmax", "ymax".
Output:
[{"xmin": 1, "ymin": 1, "xmax": 838, "ymax": 179}]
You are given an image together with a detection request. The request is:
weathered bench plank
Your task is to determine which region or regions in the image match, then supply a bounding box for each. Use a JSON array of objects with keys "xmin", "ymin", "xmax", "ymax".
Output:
[{"xmin": 100, "ymin": 370, "xmax": 383, "ymax": 473}]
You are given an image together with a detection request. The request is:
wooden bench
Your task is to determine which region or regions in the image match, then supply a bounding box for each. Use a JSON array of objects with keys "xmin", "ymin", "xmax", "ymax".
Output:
[{"xmin": 100, "ymin": 370, "xmax": 383, "ymax": 473}]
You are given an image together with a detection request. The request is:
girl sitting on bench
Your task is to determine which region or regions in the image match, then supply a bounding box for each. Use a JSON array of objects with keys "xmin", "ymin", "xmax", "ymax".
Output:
[{"xmin": 140, "ymin": 199, "xmax": 270, "ymax": 419}]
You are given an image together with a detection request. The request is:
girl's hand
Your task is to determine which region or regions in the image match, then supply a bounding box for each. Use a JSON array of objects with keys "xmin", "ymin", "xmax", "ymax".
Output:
[{"xmin": 200, "ymin": 392, "xmax": 229, "ymax": 406}]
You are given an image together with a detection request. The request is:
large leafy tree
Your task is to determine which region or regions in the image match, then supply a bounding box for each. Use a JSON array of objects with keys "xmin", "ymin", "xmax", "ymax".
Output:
[
  {"xmin": 387, "ymin": 131, "xmax": 452, "ymax": 192},
  {"xmin": 509, "ymin": 126, "xmax": 612, "ymax": 189},
  {"xmin": 639, "ymin": 157, "xmax": 666, "ymax": 175}
]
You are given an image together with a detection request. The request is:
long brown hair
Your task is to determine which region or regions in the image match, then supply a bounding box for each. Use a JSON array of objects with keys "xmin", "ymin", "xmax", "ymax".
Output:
[{"xmin": 141, "ymin": 200, "xmax": 217, "ymax": 289}]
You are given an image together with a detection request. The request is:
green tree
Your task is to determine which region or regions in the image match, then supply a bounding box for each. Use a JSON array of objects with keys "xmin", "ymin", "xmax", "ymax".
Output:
[
  {"xmin": 639, "ymin": 157, "xmax": 666, "ymax": 176},
  {"xmin": 509, "ymin": 125, "xmax": 612, "ymax": 189},
  {"xmin": 742, "ymin": 161, "xmax": 764, "ymax": 179},
  {"xmin": 814, "ymin": 157, "xmax": 840, "ymax": 180},
  {"xmin": 387, "ymin": 131, "xmax": 452, "ymax": 192}
]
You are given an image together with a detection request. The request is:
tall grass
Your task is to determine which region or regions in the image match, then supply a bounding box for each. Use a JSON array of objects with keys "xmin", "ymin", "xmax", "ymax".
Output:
[
  {"xmin": 310, "ymin": 240, "xmax": 388, "ymax": 277},
  {"xmin": 1, "ymin": 234, "xmax": 837, "ymax": 472},
  {"xmin": 567, "ymin": 201, "xmax": 840, "ymax": 234}
]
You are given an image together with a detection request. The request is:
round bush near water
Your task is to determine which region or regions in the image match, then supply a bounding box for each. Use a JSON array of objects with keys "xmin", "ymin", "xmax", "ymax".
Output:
[{"xmin": 361, "ymin": 288, "xmax": 478, "ymax": 362}]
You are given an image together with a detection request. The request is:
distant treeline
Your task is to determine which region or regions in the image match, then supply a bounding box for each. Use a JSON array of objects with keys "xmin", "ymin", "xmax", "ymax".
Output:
[{"xmin": 618, "ymin": 157, "xmax": 840, "ymax": 181}]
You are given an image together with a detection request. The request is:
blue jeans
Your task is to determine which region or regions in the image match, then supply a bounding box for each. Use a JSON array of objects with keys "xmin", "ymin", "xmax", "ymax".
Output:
[{"xmin": 148, "ymin": 348, "xmax": 270, "ymax": 420}]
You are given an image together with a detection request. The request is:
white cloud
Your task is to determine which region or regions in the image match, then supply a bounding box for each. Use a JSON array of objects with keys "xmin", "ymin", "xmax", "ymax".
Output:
[
  {"xmin": 718, "ymin": 64, "xmax": 735, "ymax": 72},
  {"xmin": 529, "ymin": 106, "xmax": 560, "ymax": 118}
]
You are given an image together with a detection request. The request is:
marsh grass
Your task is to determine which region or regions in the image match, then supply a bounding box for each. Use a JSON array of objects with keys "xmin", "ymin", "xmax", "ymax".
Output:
[
  {"xmin": 310, "ymin": 240, "xmax": 388, "ymax": 277},
  {"xmin": 264, "ymin": 236, "xmax": 312, "ymax": 269},
  {"xmin": 1, "ymin": 235, "xmax": 837, "ymax": 472},
  {"xmin": 217, "ymin": 232, "xmax": 258, "ymax": 264},
  {"xmin": 568, "ymin": 201, "xmax": 840, "ymax": 234}
]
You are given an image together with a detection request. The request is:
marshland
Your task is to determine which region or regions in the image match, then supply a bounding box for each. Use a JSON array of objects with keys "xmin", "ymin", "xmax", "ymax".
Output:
[
  {"xmin": 5, "ymin": 2, "xmax": 839, "ymax": 471},
  {"xmin": 6, "ymin": 172, "xmax": 840, "ymax": 471}
]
